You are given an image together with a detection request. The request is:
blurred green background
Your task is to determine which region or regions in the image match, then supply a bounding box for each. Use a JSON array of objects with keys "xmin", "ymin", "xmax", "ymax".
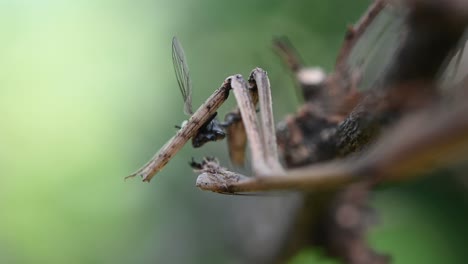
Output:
[{"xmin": 1, "ymin": 1, "xmax": 468, "ymax": 263}]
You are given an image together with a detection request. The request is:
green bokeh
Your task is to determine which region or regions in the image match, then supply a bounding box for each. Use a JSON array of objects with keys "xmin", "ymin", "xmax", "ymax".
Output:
[{"xmin": 1, "ymin": 1, "xmax": 467, "ymax": 263}]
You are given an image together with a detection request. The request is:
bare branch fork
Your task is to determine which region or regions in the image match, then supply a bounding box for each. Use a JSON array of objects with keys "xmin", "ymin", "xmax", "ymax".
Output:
[{"xmin": 128, "ymin": 0, "xmax": 468, "ymax": 197}]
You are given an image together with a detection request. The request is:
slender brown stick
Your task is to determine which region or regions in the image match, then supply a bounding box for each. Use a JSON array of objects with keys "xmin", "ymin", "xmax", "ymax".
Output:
[{"xmin": 126, "ymin": 78, "xmax": 231, "ymax": 182}]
